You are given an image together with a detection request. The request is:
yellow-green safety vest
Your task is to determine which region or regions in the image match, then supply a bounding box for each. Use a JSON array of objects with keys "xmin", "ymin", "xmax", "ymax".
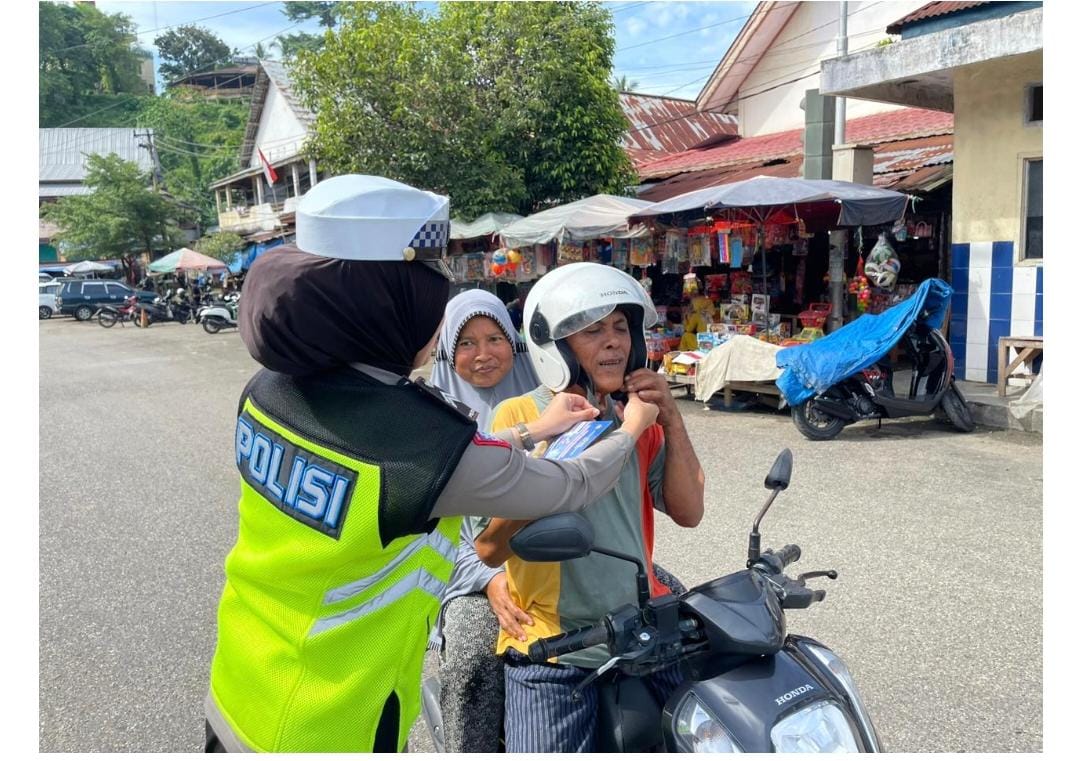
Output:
[{"xmin": 208, "ymin": 368, "xmax": 474, "ymax": 752}]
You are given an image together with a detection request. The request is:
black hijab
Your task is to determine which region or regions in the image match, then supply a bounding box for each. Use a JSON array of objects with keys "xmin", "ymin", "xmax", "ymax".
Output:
[{"xmin": 239, "ymin": 245, "xmax": 449, "ymax": 377}]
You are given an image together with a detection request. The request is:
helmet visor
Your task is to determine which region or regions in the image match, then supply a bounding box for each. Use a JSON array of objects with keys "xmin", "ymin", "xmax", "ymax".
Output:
[{"xmin": 551, "ymin": 304, "xmax": 618, "ymax": 340}]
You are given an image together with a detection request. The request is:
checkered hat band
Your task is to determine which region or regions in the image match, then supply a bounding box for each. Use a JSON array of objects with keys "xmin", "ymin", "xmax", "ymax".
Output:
[{"xmin": 409, "ymin": 220, "xmax": 449, "ymax": 249}]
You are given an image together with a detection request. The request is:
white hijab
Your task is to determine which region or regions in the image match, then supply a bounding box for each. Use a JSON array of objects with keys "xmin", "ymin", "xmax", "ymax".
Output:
[{"xmin": 430, "ymin": 290, "xmax": 539, "ymax": 430}]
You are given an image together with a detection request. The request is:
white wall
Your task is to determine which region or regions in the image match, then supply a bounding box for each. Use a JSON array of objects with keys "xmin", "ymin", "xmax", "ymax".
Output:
[
  {"xmin": 249, "ymin": 83, "xmax": 308, "ymax": 168},
  {"xmin": 738, "ymin": 0, "xmax": 926, "ymax": 137}
]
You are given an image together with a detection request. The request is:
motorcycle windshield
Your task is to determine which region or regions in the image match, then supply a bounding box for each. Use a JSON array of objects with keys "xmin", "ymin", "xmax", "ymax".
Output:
[{"xmin": 775, "ymin": 278, "xmax": 953, "ymax": 406}]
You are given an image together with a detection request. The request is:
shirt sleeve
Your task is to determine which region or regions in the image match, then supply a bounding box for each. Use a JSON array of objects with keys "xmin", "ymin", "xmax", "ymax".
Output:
[{"xmin": 430, "ymin": 430, "xmax": 638, "ymax": 521}]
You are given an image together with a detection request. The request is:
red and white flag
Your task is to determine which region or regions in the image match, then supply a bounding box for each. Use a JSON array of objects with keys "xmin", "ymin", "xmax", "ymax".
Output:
[{"xmin": 257, "ymin": 147, "xmax": 278, "ymax": 185}]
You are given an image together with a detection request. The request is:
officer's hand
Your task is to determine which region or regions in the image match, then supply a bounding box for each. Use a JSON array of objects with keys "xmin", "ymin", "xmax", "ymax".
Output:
[
  {"xmin": 529, "ymin": 392, "xmax": 600, "ymax": 441},
  {"xmin": 624, "ymin": 368, "xmax": 678, "ymax": 428},
  {"xmin": 485, "ymin": 572, "xmax": 532, "ymax": 641},
  {"xmin": 618, "ymin": 392, "xmax": 659, "ymax": 438}
]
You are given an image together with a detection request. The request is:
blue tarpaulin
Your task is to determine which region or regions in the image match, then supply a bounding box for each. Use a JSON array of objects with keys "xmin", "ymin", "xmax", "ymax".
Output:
[
  {"xmin": 775, "ymin": 278, "xmax": 954, "ymax": 406},
  {"xmin": 240, "ymin": 238, "xmax": 287, "ymax": 271}
]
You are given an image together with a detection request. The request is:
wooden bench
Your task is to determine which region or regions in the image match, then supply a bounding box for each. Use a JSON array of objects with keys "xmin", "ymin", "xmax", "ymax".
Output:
[{"xmin": 997, "ymin": 336, "xmax": 1043, "ymax": 397}]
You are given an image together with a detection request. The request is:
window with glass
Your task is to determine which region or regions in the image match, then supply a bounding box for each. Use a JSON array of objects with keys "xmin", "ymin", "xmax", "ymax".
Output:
[{"xmin": 1023, "ymin": 159, "xmax": 1042, "ymax": 260}]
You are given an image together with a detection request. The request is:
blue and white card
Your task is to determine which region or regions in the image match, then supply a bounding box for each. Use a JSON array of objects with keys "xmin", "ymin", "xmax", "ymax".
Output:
[{"xmin": 543, "ymin": 420, "xmax": 613, "ymax": 460}]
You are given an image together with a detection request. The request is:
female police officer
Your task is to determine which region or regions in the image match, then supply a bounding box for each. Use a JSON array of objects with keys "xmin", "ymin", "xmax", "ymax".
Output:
[{"xmin": 203, "ymin": 175, "xmax": 659, "ymax": 753}]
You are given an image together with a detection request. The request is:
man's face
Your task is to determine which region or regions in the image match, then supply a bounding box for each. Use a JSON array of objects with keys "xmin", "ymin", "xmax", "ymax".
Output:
[{"xmin": 564, "ymin": 310, "xmax": 631, "ymax": 396}]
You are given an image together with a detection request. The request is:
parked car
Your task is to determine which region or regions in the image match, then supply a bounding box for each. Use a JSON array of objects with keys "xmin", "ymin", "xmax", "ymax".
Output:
[
  {"xmin": 56, "ymin": 279, "xmax": 157, "ymax": 321},
  {"xmin": 39, "ymin": 281, "xmax": 62, "ymax": 320},
  {"xmin": 39, "ymin": 272, "xmax": 55, "ymax": 283}
]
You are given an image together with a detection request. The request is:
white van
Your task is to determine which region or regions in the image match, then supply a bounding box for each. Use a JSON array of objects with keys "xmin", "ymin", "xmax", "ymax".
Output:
[{"xmin": 39, "ymin": 281, "xmax": 61, "ymax": 319}]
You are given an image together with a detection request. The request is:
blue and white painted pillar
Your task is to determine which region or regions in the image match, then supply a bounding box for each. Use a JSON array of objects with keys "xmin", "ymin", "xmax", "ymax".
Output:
[{"xmin": 949, "ymin": 241, "xmax": 1042, "ymax": 384}]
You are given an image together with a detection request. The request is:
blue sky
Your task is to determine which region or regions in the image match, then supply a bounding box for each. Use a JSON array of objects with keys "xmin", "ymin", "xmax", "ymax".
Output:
[{"xmin": 95, "ymin": 1, "xmax": 756, "ymax": 100}]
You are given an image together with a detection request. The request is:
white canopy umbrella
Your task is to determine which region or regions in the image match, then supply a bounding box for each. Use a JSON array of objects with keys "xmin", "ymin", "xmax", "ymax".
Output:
[
  {"xmin": 450, "ymin": 212, "xmax": 523, "ymax": 240},
  {"xmin": 499, "ymin": 194, "xmax": 653, "ymax": 248},
  {"xmin": 63, "ymin": 260, "xmax": 116, "ymax": 276}
]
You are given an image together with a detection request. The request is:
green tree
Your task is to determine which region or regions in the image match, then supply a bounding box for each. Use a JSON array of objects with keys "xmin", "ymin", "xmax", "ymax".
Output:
[
  {"xmin": 291, "ymin": 1, "xmax": 635, "ymax": 218},
  {"xmin": 282, "ymin": 1, "xmax": 342, "ymax": 27},
  {"xmin": 155, "ymin": 24, "xmax": 234, "ymax": 82},
  {"xmin": 193, "ymin": 231, "xmax": 246, "ymax": 269},
  {"xmin": 41, "ymin": 154, "xmax": 189, "ymax": 280},
  {"xmin": 39, "ymin": 1, "xmax": 147, "ymax": 126},
  {"xmin": 137, "ymin": 88, "xmax": 248, "ymax": 228}
]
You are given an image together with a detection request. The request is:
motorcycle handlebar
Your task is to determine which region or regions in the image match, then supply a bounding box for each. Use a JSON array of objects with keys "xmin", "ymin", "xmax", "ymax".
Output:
[
  {"xmin": 774, "ymin": 544, "xmax": 801, "ymax": 569},
  {"xmin": 527, "ymin": 622, "xmax": 610, "ymax": 662}
]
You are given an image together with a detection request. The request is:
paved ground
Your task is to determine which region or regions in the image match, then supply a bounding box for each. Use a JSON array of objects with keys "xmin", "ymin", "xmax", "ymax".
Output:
[{"xmin": 39, "ymin": 316, "xmax": 1042, "ymax": 752}]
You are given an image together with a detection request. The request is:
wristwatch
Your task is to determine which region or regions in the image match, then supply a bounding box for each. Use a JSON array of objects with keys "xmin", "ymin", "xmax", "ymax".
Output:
[{"xmin": 515, "ymin": 422, "xmax": 536, "ymax": 451}]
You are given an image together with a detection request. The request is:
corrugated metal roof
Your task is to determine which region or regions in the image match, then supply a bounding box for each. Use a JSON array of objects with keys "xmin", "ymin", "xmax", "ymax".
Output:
[
  {"xmin": 638, "ymin": 132, "xmax": 954, "ymax": 202},
  {"xmin": 260, "ymin": 60, "xmax": 315, "ymax": 127},
  {"xmin": 619, "ymin": 93, "xmax": 738, "ymax": 169},
  {"xmin": 39, "ymin": 128, "xmax": 154, "ymax": 182},
  {"xmin": 637, "ymin": 107, "xmax": 954, "ymax": 180},
  {"xmin": 886, "ymin": 2, "xmax": 990, "ymax": 34}
]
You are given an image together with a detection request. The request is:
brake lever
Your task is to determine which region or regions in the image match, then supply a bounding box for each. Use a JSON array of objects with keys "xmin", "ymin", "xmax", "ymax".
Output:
[
  {"xmin": 797, "ymin": 569, "xmax": 838, "ymax": 584},
  {"xmin": 571, "ymin": 655, "xmax": 622, "ymax": 702}
]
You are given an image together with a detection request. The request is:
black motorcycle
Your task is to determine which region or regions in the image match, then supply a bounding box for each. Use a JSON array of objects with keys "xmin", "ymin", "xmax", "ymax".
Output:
[
  {"xmin": 426, "ymin": 450, "xmax": 882, "ymax": 753},
  {"xmin": 791, "ymin": 318, "xmax": 975, "ymax": 440},
  {"xmin": 133, "ymin": 292, "xmax": 194, "ymax": 327}
]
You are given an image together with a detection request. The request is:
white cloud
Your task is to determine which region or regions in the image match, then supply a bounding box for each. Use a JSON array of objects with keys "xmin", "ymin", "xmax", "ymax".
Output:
[{"xmin": 625, "ymin": 16, "xmax": 648, "ymax": 38}]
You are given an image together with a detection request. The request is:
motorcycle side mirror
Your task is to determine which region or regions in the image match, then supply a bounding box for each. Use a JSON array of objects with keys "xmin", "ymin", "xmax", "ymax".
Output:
[
  {"xmin": 764, "ymin": 449, "xmax": 793, "ymax": 491},
  {"xmin": 749, "ymin": 449, "xmax": 794, "ymax": 565},
  {"xmin": 510, "ymin": 513, "xmax": 595, "ymax": 563}
]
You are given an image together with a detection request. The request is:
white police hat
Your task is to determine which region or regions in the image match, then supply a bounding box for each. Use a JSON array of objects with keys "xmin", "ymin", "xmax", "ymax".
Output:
[{"xmin": 296, "ymin": 174, "xmax": 453, "ymax": 278}]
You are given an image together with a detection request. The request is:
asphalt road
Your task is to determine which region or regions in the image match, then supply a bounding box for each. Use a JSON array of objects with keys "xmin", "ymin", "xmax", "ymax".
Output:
[{"xmin": 39, "ymin": 316, "xmax": 1043, "ymax": 752}]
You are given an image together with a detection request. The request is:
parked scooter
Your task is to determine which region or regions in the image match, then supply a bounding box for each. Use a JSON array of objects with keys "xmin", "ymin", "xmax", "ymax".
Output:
[
  {"xmin": 422, "ymin": 450, "xmax": 881, "ymax": 753},
  {"xmin": 198, "ymin": 292, "xmax": 240, "ymax": 334},
  {"xmin": 790, "ymin": 318, "xmax": 974, "ymax": 440},
  {"xmin": 132, "ymin": 289, "xmax": 194, "ymax": 327},
  {"xmin": 97, "ymin": 294, "xmax": 140, "ymax": 328}
]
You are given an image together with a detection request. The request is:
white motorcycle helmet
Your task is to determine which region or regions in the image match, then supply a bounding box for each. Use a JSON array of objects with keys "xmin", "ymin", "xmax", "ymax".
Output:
[{"xmin": 524, "ymin": 262, "xmax": 659, "ymax": 392}]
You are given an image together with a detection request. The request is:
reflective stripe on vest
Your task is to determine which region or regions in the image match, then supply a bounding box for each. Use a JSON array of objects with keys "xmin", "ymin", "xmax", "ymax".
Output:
[
  {"xmin": 322, "ymin": 529, "xmax": 457, "ymax": 605},
  {"xmin": 311, "ymin": 567, "xmax": 447, "ymax": 636}
]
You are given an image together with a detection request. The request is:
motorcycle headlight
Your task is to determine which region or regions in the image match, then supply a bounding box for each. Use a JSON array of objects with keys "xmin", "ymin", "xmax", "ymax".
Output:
[
  {"xmin": 804, "ymin": 643, "xmax": 882, "ymax": 751},
  {"xmin": 770, "ymin": 700, "xmax": 859, "ymax": 752},
  {"xmin": 673, "ymin": 693, "xmax": 742, "ymax": 753}
]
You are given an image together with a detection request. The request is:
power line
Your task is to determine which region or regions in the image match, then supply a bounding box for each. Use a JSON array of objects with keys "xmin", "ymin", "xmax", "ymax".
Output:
[
  {"xmin": 55, "ymin": 20, "xmax": 305, "ymax": 129},
  {"xmin": 47, "ymin": 2, "xmax": 279, "ymax": 55},
  {"xmin": 625, "ymin": 1, "xmax": 887, "ymax": 132},
  {"xmin": 618, "ymin": 2, "xmax": 799, "ymax": 53}
]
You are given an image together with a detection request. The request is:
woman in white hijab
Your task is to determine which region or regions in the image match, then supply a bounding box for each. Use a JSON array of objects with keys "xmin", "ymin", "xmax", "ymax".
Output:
[{"xmin": 429, "ymin": 289, "xmax": 539, "ymax": 752}]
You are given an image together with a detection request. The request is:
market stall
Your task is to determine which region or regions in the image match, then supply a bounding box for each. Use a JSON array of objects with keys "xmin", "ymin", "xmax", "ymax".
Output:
[
  {"xmin": 447, "ymin": 212, "xmax": 524, "ymax": 295},
  {"xmin": 626, "ymin": 176, "xmax": 911, "ymax": 403}
]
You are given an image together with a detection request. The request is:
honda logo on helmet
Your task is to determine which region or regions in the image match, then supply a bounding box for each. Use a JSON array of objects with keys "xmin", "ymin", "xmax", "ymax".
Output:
[{"xmin": 599, "ymin": 289, "xmax": 630, "ymax": 298}]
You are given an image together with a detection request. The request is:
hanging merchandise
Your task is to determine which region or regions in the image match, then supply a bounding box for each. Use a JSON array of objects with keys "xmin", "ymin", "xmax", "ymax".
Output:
[
  {"xmin": 464, "ymin": 254, "xmax": 485, "ymax": 281},
  {"xmin": 793, "ymin": 238, "xmax": 808, "ymax": 257},
  {"xmin": 795, "ymin": 257, "xmax": 806, "ymax": 304},
  {"xmin": 705, "ymin": 274, "xmax": 727, "ymax": 300},
  {"xmin": 682, "ymin": 272, "xmax": 702, "ymax": 299},
  {"xmin": 611, "ymin": 238, "xmax": 629, "ymax": 270},
  {"xmin": 629, "ymin": 236, "xmax": 654, "ymax": 267},
  {"xmin": 662, "ymin": 229, "xmax": 686, "ymax": 274},
  {"xmin": 688, "ymin": 232, "xmax": 712, "ymax": 268},
  {"xmin": 730, "ymin": 236, "xmax": 744, "ymax": 268},
  {"xmin": 765, "ymin": 223, "xmax": 788, "ymax": 249},
  {"xmin": 558, "ymin": 237, "xmax": 586, "ymax": 263},
  {"xmin": 640, "ymin": 274, "xmax": 653, "ymax": 295},
  {"xmin": 914, "ymin": 220, "xmax": 933, "ymax": 238},
  {"xmin": 596, "ymin": 239, "xmax": 613, "ymax": 264},
  {"xmin": 716, "ymin": 231, "xmax": 731, "ymax": 264},
  {"xmin": 892, "ymin": 217, "xmax": 908, "ymax": 242},
  {"xmin": 730, "ymin": 270, "xmax": 753, "ymax": 295},
  {"xmin": 864, "ymin": 232, "xmax": 901, "ymax": 291}
]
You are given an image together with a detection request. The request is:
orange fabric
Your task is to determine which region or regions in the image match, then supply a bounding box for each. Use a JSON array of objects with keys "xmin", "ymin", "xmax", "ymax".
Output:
[{"xmin": 635, "ymin": 424, "xmax": 670, "ymax": 598}]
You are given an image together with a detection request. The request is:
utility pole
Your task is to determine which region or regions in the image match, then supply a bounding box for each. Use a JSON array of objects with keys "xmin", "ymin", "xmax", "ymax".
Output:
[
  {"xmin": 834, "ymin": 1, "xmax": 849, "ymax": 148},
  {"xmin": 134, "ymin": 129, "xmax": 164, "ymax": 192}
]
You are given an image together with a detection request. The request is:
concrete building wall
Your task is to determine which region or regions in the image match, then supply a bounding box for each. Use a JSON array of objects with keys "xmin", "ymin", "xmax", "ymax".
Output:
[
  {"xmin": 948, "ymin": 51, "xmax": 1042, "ymax": 385},
  {"xmin": 249, "ymin": 84, "xmax": 307, "ymax": 169},
  {"xmin": 738, "ymin": 0, "xmax": 924, "ymax": 137}
]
